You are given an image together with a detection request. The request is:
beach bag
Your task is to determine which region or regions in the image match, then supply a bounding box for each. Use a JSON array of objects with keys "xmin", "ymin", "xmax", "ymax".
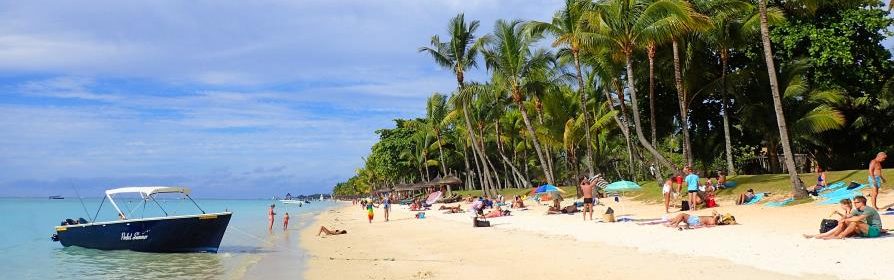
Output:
[
  {"xmin": 680, "ymin": 200, "xmax": 690, "ymax": 211},
  {"xmin": 820, "ymin": 219, "xmax": 838, "ymax": 233},
  {"xmin": 603, "ymin": 207, "xmax": 616, "ymax": 222},
  {"xmin": 706, "ymin": 196, "xmax": 718, "ymax": 208},
  {"xmin": 473, "ymin": 217, "xmax": 491, "ymax": 227},
  {"xmin": 847, "ymin": 182, "xmax": 860, "ymax": 190}
]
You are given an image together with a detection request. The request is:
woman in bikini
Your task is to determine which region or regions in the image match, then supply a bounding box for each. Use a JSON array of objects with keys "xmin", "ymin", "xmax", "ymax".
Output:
[
  {"xmin": 267, "ymin": 204, "xmax": 276, "ymax": 231},
  {"xmin": 317, "ymin": 226, "xmax": 347, "ymax": 236},
  {"xmin": 665, "ymin": 211, "xmax": 736, "ymax": 228}
]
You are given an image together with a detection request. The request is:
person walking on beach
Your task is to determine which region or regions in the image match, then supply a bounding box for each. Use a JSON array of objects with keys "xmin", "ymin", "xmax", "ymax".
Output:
[
  {"xmin": 580, "ymin": 176, "xmax": 596, "ymax": 221},
  {"xmin": 662, "ymin": 177, "xmax": 674, "ymax": 213},
  {"xmin": 382, "ymin": 194, "xmax": 391, "ymax": 222},
  {"xmin": 685, "ymin": 167, "xmax": 700, "ymax": 211},
  {"xmin": 365, "ymin": 199, "xmax": 377, "ymax": 223},
  {"xmin": 267, "ymin": 204, "xmax": 276, "ymax": 231},
  {"xmin": 283, "ymin": 212, "xmax": 290, "ymax": 231},
  {"xmin": 868, "ymin": 152, "xmax": 887, "ymax": 209}
]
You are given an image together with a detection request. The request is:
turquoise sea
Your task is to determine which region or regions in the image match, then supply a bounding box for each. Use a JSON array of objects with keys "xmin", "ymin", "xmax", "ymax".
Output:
[{"xmin": 0, "ymin": 197, "xmax": 336, "ymax": 279}]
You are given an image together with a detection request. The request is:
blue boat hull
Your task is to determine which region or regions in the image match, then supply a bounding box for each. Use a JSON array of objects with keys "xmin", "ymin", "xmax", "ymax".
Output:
[{"xmin": 55, "ymin": 213, "xmax": 231, "ymax": 253}]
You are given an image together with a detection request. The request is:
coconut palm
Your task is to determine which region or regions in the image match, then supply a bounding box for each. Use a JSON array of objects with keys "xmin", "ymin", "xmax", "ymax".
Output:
[
  {"xmin": 527, "ymin": 0, "xmax": 597, "ymax": 176},
  {"xmin": 419, "ymin": 13, "xmax": 496, "ymax": 192},
  {"xmin": 482, "ymin": 19, "xmax": 558, "ymax": 185},
  {"xmin": 582, "ymin": 0, "xmax": 701, "ymax": 173},
  {"xmin": 756, "ymin": 0, "xmax": 807, "ymax": 198}
]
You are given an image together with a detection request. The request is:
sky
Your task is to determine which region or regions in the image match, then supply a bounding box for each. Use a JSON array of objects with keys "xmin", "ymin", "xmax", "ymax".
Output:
[{"xmin": 0, "ymin": 0, "xmax": 564, "ymax": 198}]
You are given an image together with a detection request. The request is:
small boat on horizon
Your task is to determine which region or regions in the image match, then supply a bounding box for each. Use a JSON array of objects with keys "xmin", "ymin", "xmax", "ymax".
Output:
[
  {"xmin": 49, "ymin": 195, "xmax": 64, "ymax": 199},
  {"xmin": 51, "ymin": 186, "xmax": 231, "ymax": 253}
]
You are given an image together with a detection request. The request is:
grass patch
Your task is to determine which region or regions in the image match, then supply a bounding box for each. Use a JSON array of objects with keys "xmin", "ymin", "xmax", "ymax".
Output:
[{"xmin": 449, "ymin": 169, "xmax": 892, "ymax": 204}]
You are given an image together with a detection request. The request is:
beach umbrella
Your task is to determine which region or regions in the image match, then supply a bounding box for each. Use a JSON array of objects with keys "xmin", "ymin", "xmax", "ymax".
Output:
[
  {"xmin": 603, "ymin": 181, "xmax": 641, "ymax": 193},
  {"xmin": 533, "ymin": 184, "xmax": 565, "ymax": 194}
]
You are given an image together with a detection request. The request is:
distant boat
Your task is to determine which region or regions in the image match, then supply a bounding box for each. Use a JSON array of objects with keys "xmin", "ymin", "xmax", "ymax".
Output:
[
  {"xmin": 49, "ymin": 195, "xmax": 64, "ymax": 200},
  {"xmin": 319, "ymin": 194, "xmax": 324, "ymax": 201},
  {"xmin": 51, "ymin": 186, "xmax": 231, "ymax": 253}
]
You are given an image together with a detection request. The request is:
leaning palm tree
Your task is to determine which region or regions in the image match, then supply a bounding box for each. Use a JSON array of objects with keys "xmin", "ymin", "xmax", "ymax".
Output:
[
  {"xmin": 526, "ymin": 0, "xmax": 597, "ymax": 176},
  {"xmin": 419, "ymin": 13, "xmax": 496, "ymax": 192},
  {"xmin": 582, "ymin": 0, "xmax": 698, "ymax": 173},
  {"xmin": 482, "ymin": 19, "xmax": 557, "ymax": 185},
  {"xmin": 756, "ymin": 0, "xmax": 807, "ymax": 198}
]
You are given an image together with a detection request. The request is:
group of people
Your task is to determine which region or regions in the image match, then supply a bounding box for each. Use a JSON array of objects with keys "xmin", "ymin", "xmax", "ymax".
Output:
[
  {"xmin": 805, "ymin": 195, "xmax": 885, "ymax": 239},
  {"xmin": 660, "ymin": 167, "xmax": 727, "ymax": 213},
  {"xmin": 267, "ymin": 204, "xmax": 290, "ymax": 231}
]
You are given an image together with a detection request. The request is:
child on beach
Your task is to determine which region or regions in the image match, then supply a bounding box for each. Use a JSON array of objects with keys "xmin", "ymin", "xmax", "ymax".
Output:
[
  {"xmin": 283, "ymin": 212, "xmax": 290, "ymax": 231},
  {"xmin": 662, "ymin": 177, "xmax": 674, "ymax": 213}
]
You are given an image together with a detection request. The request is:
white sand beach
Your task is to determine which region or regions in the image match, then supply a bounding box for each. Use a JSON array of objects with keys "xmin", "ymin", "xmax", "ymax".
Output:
[{"xmin": 302, "ymin": 192, "xmax": 894, "ymax": 280}]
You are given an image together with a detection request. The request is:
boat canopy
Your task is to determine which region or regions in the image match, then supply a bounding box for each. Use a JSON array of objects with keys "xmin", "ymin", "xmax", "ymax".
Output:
[{"xmin": 105, "ymin": 186, "xmax": 191, "ymax": 197}]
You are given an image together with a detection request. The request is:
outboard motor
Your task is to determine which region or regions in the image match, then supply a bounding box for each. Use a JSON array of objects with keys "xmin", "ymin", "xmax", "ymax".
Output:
[{"xmin": 51, "ymin": 234, "xmax": 59, "ymax": 242}]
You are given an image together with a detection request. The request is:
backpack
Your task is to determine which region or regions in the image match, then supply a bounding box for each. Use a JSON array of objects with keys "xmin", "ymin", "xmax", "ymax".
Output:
[
  {"xmin": 680, "ymin": 200, "xmax": 690, "ymax": 211},
  {"xmin": 820, "ymin": 219, "xmax": 838, "ymax": 233}
]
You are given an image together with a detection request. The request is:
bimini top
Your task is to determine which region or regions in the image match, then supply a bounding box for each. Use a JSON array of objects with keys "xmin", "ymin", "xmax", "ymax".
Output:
[{"xmin": 105, "ymin": 186, "xmax": 191, "ymax": 197}]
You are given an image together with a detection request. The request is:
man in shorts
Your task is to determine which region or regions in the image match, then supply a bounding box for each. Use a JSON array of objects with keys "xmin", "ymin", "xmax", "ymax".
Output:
[
  {"xmin": 685, "ymin": 167, "xmax": 700, "ymax": 211},
  {"xmin": 580, "ymin": 176, "xmax": 596, "ymax": 221},
  {"xmin": 822, "ymin": 196, "xmax": 883, "ymax": 239},
  {"xmin": 868, "ymin": 152, "xmax": 887, "ymax": 209}
]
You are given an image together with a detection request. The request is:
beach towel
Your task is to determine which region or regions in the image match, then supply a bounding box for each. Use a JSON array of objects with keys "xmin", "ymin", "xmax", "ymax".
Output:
[
  {"xmin": 744, "ymin": 193, "xmax": 766, "ymax": 205},
  {"xmin": 818, "ymin": 185, "xmax": 866, "ymax": 205},
  {"xmin": 765, "ymin": 197, "xmax": 794, "ymax": 207}
]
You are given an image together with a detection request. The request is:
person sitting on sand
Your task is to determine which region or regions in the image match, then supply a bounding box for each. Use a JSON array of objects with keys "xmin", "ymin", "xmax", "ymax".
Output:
[
  {"xmin": 736, "ymin": 189, "xmax": 756, "ymax": 205},
  {"xmin": 804, "ymin": 199, "xmax": 854, "ymax": 239},
  {"xmin": 484, "ymin": 205, "xmax": 505, "ymax": 218},
  {"xmin": 547, "ymin": 204, "xmax": 579, "ymax": 215},
  {"xmin": 716, "ymin": 171, "xmax": 728, "ymax": 189},
  {"xmin": 511, "ymin": 195, "xmax": 526, "ymax": 209},
  {"xmin": 317, "ymin": 226, "xmax": 347, "ymax": 236},
  {"xmin": 665, "ymin": 210, "xmax": 736, "ymax": 229},
  {"xmin": 809, "ymin": 196, "xmax": 885, "ymax": 239}
]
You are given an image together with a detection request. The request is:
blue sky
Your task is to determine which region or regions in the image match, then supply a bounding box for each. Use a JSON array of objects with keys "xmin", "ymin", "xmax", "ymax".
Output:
[{"xmin": 0, "ymin": 0, "xmax": 563, "ymax": 198}]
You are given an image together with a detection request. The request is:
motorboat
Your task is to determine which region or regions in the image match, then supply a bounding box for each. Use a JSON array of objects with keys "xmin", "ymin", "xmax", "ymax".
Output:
[
  {"xmin": 49, "ymin": 195, "xmax": 64, "ymax": 199},
  {"xmin": 51, "ymin": 186, "xmax": 231, "ymax": 253}
]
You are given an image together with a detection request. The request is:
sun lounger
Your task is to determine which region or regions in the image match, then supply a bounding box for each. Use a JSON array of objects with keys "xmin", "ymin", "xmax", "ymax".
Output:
[{"xmin": 744, "ymin": 193, "xmax": 766, "ymax": 205}]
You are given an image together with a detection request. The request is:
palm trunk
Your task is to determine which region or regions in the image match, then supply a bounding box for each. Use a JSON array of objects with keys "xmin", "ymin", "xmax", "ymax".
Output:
[
  {"xmin": 517, "ymin": 98, "xmax": 554, "ymax": 185},
  {"xmin": 672, "ymin": 39, "xmax": 693, "ymax": 167},
  {"xmin": 758, "ymin": 0, "xmax": 806, "ymax": 198},
  {"xmin": 602, "ymin": 87, "xmax": 636, "ymax": 176},
  {"xmin": 461, "ymin": 142, "xmax": 472, "ymax": 190},
  {"xmin": 625, "ymin": 51, "xmax": 676, "ymax": 176},
  {"xmin": 720, "ymin": 51, "xmax": 736, "ymax": 176},
  {"xmin": 647, "ymin": 43, "xmax": 658, "ymax": 147},
  {"xmin": 435, "ymin": 131, "xmax": 448, "ymax": 176},
  {"xmin": 573, "ymin": 51, "xmax": 595, "ymax": 175},
  {"xmin": 496, "ymin": 120, "xmax": 528, "ymax": 187}
]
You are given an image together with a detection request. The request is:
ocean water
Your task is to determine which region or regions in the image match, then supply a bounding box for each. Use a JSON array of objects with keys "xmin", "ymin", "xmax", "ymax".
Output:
[{"xmin": 0, "ymin": 197, "xmax": 335, "ymax": 279}]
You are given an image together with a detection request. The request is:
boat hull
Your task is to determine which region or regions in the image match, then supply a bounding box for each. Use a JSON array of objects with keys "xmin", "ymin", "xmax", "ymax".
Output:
[{"xmin": 55, "ymin": 212, "xmax": 231, "ymax": 253}]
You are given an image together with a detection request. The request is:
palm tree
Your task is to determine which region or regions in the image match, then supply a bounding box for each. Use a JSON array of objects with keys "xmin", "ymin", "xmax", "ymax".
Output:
[
  {"xmin": 482, "ymin": 19, "xmax": 557, "ymax": 185},
  {"xmin": 419, "ymin": 13, "xmax": 496, "ymax": 192},
  {"xmin": 527, "ymin": 0, "xmax": 596, "ymax": 176},
  {"xmin": 667, "ymin": 0, "xmax": 710, "ymax": 167},
  {"xmin": 756, "ymin": 0, "xmax": 807, "ymax": 198},
  {"xmin": 582, "ymin": 0, "xmax": 699, "ymax": 174},
  {"xmin": 425, "ymin": 93, "xmax": 450, "ymax": 176}
]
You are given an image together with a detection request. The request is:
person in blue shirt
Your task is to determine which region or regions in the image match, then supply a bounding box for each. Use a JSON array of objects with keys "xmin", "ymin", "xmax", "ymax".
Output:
[{"xmin": 685, "ymin": 166, "xmax": 700, "ymax": 211}]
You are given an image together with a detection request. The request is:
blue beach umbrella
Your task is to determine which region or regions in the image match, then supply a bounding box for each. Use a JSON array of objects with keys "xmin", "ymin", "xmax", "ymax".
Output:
[
  {"xmin": 603, "ymin": 181, "xmax": 641, "ymax": 193},
  {"xmin": 534, "ymin": 184, "xmax": 562, "ymax": 194}
]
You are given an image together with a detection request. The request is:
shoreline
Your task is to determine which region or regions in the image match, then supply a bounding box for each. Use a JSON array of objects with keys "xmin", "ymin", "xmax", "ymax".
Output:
[{"xmin": 300, "ymin": 193, "xmax": 893, "ymax": 280}]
